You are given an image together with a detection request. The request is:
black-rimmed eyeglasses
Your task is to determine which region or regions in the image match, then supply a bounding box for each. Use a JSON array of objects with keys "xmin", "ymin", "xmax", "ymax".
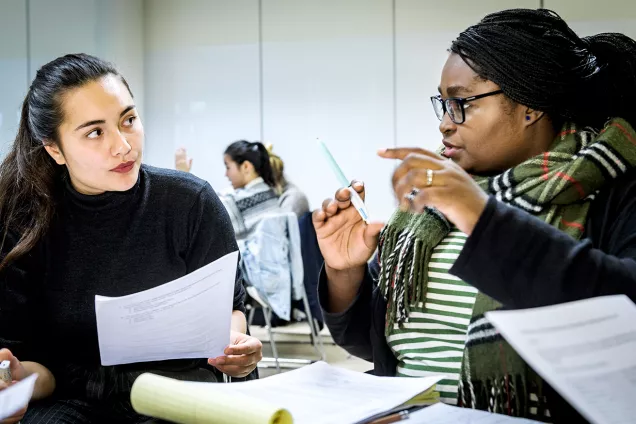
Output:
[{"xmin": 430, "ymin": 90, "xmax": 503, "ymax": 124}]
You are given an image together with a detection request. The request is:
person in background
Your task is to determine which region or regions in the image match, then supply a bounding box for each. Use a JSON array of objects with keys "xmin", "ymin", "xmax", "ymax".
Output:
[
  {"xmin": 265, "ymin": 144, "xmax": 310, "ymax": 217},
  {"xmin": 314, "ymin": 9, "xmax": 636, "ymax": 423},
  {"xmin": 266, "ymin": 144, "xmax": 321, "ymax": 327},
  {"xmin": 220, "ymin": 141, "xmax": 282, "ymax": 240},
  {"xmin": 0, "ymin": 54, "xmax": 261, "ymax": 424},
  {"xmin": 197, "ymin": 142, "xmax": 303, "ymax": 327},
  {"xmin": 174, "ymin": 146, "xmax": 193, "ymax": 173},
  {"xmin": 175, "ymin": 142, "xmax": 281, "ymax": 240}
]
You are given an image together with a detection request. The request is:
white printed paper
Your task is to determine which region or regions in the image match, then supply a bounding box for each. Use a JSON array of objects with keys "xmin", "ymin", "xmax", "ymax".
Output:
[
  {"xmin": 0, "ymin": 374, "xmax": 38, "ymax": 421},
  {"xmin": 95, "ymin": 251, "xmax": 238, "ymax": 366},
  {"xmin": 408, "ymin": 403, "xmax": 542, "ymax": 423},
  {"xmin": 486, "ymin": 295, "xmax": 636, "ymax": 424},
  {"xmin": 191, "ymin": 361, "xmax": 441, "ymax": 424}
]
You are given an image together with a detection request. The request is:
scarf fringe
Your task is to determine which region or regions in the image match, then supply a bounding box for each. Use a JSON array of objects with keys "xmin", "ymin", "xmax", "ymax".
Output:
[
  {"xmin": 458, "ymin": 375, "xmax": 550, "ymax": 421},
  {"xmin": 379, "ymin": 218, "xmax": 443, "ymax": 335}
]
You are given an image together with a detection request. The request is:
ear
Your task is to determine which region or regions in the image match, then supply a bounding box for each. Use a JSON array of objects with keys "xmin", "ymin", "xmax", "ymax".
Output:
[
  {"xmin": 241, "ymin": 160, "xmax": 254, "ymax": 175},
  {"xmin": 43, "ymin": 142, "xmax": 66, "ymax": 165},
  {"xmin": 523, "ymin": 108, "xmax": 545, "ymax": 127}
]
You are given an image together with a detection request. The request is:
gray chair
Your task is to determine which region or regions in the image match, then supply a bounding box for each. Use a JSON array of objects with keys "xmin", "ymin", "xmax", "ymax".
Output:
[{"xmin": 243, "ymin": 213, "xmax": 325, "ymax": 372}]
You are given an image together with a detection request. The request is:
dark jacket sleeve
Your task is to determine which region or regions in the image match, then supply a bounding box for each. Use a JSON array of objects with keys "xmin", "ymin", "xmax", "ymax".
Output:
[
  {"xmin": 0, "ymin": 231, "xmax": 45, "ymax": 363},
  {"xmin": 186, "ymin": 183, "xmax": 246, "ymax": 315},
  {"xmin": 319, "ymin": 257, "xmax": 380, "ymax": 362},
  {"xmin": 451, "ymin": 182, "xmax": 636, "ymax": 308}
]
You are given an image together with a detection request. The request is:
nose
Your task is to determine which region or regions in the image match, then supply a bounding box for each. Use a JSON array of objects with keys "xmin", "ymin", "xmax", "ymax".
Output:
[
  {"xmin": 438, "ymin": 110, "xmax": 457, "ymax": 136},
  {"xmin": 111, "ymin": 131, "xmax": 132, "ymax": 156}
]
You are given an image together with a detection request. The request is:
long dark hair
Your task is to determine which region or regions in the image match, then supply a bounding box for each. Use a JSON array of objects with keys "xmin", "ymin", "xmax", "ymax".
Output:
[
  {"xmin": 224, "ymin": 140, "xmax": 276, "ymax": 188},
  {"xmin": 450, "ymin": 8, "xmax": 636, "ymax": 130},
  {"xmin": 0, "ymin": 53, "xmax": 133, "ymax": 271}
]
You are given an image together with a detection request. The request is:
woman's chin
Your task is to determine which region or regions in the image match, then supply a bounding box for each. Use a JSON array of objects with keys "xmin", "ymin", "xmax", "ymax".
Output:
[{"xmin": 109, "ymin": 166, "xmax": 140, "ymax": 191}]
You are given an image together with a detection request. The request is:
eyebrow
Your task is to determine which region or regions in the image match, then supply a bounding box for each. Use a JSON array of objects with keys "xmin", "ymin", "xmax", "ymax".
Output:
[
  {"xmin": 438, "ymin": 85, "xmax": 473, "ymax": 98},
  {"xmin": 74, "ymin": 105, "xmax": 136, "ymax": 131}
]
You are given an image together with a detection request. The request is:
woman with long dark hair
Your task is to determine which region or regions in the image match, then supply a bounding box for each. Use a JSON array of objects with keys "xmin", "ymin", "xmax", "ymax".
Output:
[{"xmin": 0, "ymin": 54, "xmax": 261, "ymax": 423}]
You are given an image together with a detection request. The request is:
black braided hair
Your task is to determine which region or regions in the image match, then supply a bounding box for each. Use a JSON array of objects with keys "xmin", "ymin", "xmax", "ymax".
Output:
[{"xmin": 450, "ymin": 8, "xmax": 636, "ymax": 129}]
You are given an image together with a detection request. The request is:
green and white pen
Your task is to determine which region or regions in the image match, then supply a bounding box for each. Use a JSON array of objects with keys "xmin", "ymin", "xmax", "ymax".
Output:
[{"xmin": 317, "ymin": 138, "xmax": 371, "ymax": 223}]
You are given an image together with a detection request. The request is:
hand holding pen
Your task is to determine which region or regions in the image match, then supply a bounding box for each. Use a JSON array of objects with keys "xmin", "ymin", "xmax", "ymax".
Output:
[
  {"xmin": 313, "ymin": 180, "xmax": 385, "ymax": 272},
  {"xmin": 313, "ymin": 139, "xmax": 385, "ymax": 279},
  {"xmin": 316, "ymin": 139, "xmax": 371, "ymax": 224},
  {"xmin": 0, "ymin": 351, "xmax": 27, "ymax": 424}
]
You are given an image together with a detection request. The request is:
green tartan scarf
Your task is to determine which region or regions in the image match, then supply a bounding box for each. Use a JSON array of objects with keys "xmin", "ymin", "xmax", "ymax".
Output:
[{"xmin": 377, "ymin": 118, "xmax": 636, "ymax": 417}]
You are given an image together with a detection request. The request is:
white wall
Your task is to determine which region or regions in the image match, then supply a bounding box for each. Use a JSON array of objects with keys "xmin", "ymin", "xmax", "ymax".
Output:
[
  {"xmin": 0, "ymin": 0, "xmax": 28, "ymax": 153},
  {"xmin": 29, "ymin": 0, "xmax": 145, "ymax": 113},
  {"xmin": 144, "ymin": 0, "xmax": 397, "ymax": 220},
  {"xmin": 261, "ymin": 0, "xmax": 395, "ymax": 220},
  {"xmin": 545, "ymin": 0, "xmax": 636, "ymax": 39},
  {"xmin": 6, "ymin": 0, "xmax": 636, "ymax": 220},
  {"xmin": 143, "ymin": 0, "xmax": 261, "ymax": 190},
  {"xmin": 95, "ymin": 0, "xmax": 145, "ymax": 115},
  {"xmin": 0, "ymin": 0, "xmax": 144, "ymax": 156},
  {"xmin": 142, "ymin": 0, "xmax": 550, "ymax": 221},
  {"xmin": 28, "ymin": 0, "xmax": 99, "ymax": 79}
]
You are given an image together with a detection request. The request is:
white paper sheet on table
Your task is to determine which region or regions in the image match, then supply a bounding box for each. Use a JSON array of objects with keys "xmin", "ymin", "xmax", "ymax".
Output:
[
  {"xmin": 189, "ymin": 361, "xmax": 442, "ymax": 424},
  {"xmin": 0, "ymin": 374, "xmax": 38, "ymax": 421},
  {"xmin": 95, "ymin": 251, "xmax": 238, "ymax": 366},
  {"xmin": 486, "ymin": 295, "xmax": 636, "ymax": 424},
  {"xmin": 408, "ymin": 403, "xmax": 542, "ymax": 423}
]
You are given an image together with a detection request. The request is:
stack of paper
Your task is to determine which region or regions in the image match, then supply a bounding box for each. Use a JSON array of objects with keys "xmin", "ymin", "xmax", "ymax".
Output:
[{"xmin": 131, "ymin": 361, "xmax": 441, "ymax": 424}]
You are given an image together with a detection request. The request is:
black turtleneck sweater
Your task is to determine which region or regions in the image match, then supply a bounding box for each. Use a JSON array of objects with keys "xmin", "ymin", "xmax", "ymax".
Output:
[{"xmin": 0, "ymin": 165, "xmax": 246, "ymax": 392}]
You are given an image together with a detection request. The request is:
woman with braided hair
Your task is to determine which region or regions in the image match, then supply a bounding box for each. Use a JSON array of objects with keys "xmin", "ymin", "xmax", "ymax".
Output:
[{"xmin": 314, "ymin": 8, "xmax": 636, "ymax": 422}]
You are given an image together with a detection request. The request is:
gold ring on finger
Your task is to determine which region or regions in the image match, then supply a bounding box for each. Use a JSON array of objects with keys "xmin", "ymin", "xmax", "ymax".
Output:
[{"xmin": 426, "ymin": 169, "xmax": 434, "ymax": 187}]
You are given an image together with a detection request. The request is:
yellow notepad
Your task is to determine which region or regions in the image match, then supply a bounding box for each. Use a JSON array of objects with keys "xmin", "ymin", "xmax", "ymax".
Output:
[
  {"xmin": 404, "ymin": 389, "xmax": 440, "ymax": 405},
  {"xmin": 131, "ymin": 373, "xmax": 292, "ymax": 424}
]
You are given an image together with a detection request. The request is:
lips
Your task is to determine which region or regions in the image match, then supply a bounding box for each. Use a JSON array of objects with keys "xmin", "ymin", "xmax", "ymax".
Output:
[
  {"xmin": 442, "ymin": 141, "xmax": 462, "ymax": 159},
  {"xmin": 111, "ymin": 161, "xmax": 135, "ymax": 173}
]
